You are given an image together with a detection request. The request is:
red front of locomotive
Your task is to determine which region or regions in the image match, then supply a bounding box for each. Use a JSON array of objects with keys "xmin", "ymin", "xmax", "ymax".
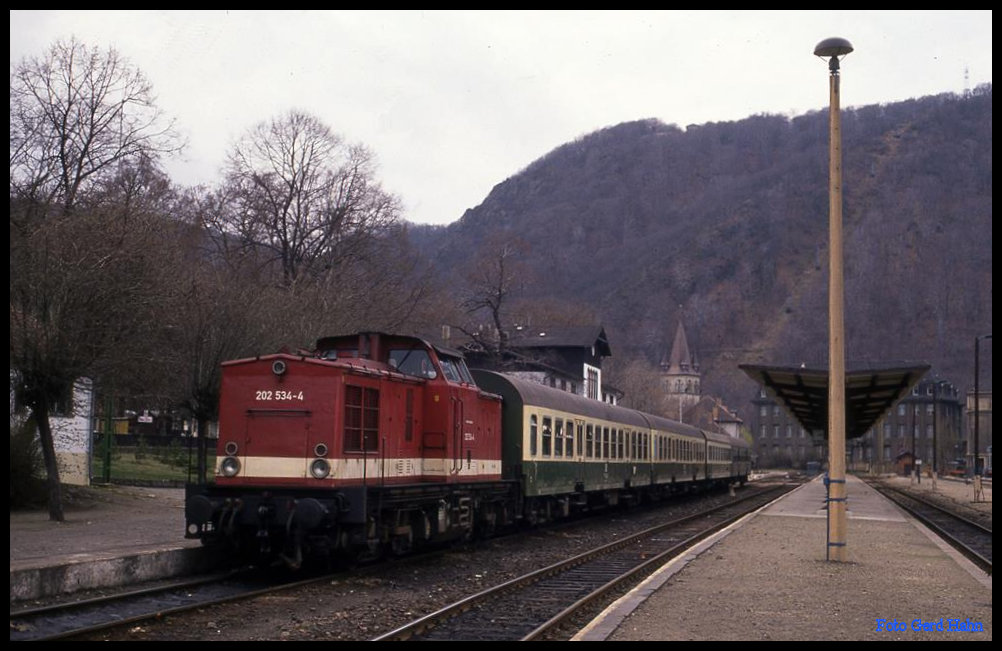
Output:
[
  {"xmin": 185, "ymin": 332, "xmax": 505, "ymax": 563},
  {"xmin": 212, "ymin": 354, "xmax": 345, "ymax": 488}
]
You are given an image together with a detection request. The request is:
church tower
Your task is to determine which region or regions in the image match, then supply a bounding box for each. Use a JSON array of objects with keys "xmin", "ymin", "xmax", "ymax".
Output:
[{"xmin": 660, "ymin": 319, "xmax": 701, "ymax": 420}]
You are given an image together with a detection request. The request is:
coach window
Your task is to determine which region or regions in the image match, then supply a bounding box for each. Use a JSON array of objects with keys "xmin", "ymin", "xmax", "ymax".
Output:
[
  {"xmin": 603, "ymin": 427, "xmax": 610, "ymax": 459},
  {"xmin": 586, "ymin": 424, "xmax": 594, "ymax": 458},
  {"xmin": 575, "ymin": 422, "xmax": 582, "ymax": 458},
  {"xmin": 555, "ymin": 419, "xmax": 564, "ymax": 457},
  {"xmin": 530, "ymin": 414, "xmax": 538, "ymax": 457},
  {"xmin": 344, "ymin": 385, "xmax": 379, "ymax": 453},
  {"xmin": 542, "ymin": 417, "xmax": 553, "ymax": 457}
]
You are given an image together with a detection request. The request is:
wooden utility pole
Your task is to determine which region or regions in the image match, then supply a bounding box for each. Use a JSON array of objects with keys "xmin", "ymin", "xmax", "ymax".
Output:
[{"xmin": 815, "ymin": 37, "xmax": 853, "ymax": 562}]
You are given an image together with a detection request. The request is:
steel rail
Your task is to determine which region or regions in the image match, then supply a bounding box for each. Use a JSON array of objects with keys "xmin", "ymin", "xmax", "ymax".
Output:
[
  {"xmin": 866, "ymin": 480, "xmax": 992, "ymax": 574},
  {"xmin": 372, "ymin": 483, "xmax": 796, "ymax": 641}
]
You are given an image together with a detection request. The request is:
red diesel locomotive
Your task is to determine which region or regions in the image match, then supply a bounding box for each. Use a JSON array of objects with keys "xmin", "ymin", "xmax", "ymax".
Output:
[
  {"xmin": 185, "ymin": 332, "xmax": 515, "ymax": 565},
  {"xmin": 185, "ymin": 331, "xmax": 750, "ymax": 566}
]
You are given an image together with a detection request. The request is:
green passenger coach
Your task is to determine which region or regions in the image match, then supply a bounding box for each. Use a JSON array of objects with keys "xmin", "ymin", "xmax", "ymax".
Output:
[{"xmin": 472, "ymin": 370, "xmax": 748, "ymax": 521}]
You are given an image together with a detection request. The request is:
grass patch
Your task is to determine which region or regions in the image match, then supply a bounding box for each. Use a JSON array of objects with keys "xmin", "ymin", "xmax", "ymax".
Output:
[{"xmin": 93, "ymin": 447, "xmax": 216, "ymax": 483}]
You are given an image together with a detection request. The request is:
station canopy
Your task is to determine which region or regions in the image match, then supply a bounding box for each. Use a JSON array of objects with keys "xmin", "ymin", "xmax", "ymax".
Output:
[{"xmin": 740, "ymin": 363, "xmax": 931, "ymax": 440}]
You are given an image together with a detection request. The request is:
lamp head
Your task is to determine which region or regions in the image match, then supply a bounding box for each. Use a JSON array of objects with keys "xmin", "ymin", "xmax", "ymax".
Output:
[
  {"xmin": 814, "ymin": 37, "xmax": 854, "ymax": 58},
  {"xmin": 815, "ymin": 37, "xmax": 853, "ymax": 73}
]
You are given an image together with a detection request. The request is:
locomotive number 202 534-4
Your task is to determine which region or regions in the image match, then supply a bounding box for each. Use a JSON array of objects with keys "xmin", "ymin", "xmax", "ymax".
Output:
[{"xmin": 255, "ymin": 390, "xmax": 305, "ymax": 401}]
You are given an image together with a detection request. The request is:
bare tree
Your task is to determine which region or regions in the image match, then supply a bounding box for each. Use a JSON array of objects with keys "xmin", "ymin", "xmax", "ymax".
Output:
[
  {"xmin": 456, "ymin": 234, "xmax": 531, "ymax": 357},
  {"xmin": 9, "ymin": 39, "xmax": 182, "ymax": 521},
  {"xmin": 604, "ymin": 357, "xmax": 670, "ymax": 417},
  {"xmin": 165, "ymin": 232, "xmax": 284, "ymax": 482},
  {"xmin": 10, "ymin": 37, "xmax": 182, "ymax": 213},
  {"xmin": 218, "ymin": 110, "xmax": 400, "ymax": 286}
]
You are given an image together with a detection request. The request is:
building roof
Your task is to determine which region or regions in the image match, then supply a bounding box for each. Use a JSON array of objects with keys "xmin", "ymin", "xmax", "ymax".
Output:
[
  {"xmin": 506, "ymin": 325, "xmax": 612, "ymax": 356},
  {"xmin": 740, "ymin": 362, "xmax": 931, "ymax": 440},
  {"xmin": 661, "ymin": 320, "xmax": 697, "ymax": 374},
  {"xmin": 680, "ymin": 395, "xmax": 740, "ymax": 434}
]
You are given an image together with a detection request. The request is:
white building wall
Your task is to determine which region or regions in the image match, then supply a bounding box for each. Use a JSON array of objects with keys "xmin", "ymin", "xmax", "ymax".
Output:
[{"xmin": 49, "ymin": 378, "xmax": 94, "ymax": 486}]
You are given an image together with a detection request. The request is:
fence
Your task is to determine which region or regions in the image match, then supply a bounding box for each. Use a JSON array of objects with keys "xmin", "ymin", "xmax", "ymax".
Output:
[{"xmin": 91, "ymin": 433, "xmax": 217, "ymax": 486}]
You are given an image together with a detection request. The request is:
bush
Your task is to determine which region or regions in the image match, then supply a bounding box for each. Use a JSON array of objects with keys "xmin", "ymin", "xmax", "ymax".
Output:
[{"xmin": 10, "ymin": 418, "xmax": 45, "ymax": 509}]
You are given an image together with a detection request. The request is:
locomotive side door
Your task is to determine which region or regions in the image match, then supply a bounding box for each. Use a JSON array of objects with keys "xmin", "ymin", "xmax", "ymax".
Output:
[{"xmin": 451, "ymin": 386, "xmax": 464, "ymax": 477}]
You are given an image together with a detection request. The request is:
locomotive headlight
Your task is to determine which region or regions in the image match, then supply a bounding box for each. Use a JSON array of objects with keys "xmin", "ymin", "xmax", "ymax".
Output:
[
  {"xmin": 224, "ymin": 441, "xmax": 239, "ymax": 456},
  {"xmin": 314, "ymin": 442, "xmax": 328, "ymax": 457},
  {"xmin": 272, "ymin": 360, "xmax": 287, "ymax": 376},
  {"xmin": 310, "ymin": 458, "xmax": 331, "ymax": 479},
  {"xmin": 220, "ymin": 456, "xmax": 241, "ymax": 477}
]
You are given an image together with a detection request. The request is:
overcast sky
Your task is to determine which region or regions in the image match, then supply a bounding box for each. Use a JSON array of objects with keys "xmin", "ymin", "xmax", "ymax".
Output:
[{"xmin": 9, "ymin": 10, "xmax": 993, "ymax": 226}]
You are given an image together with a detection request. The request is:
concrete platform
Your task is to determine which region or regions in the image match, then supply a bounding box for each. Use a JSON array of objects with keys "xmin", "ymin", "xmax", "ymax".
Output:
[
  {"xmin": 575, "ymin": 475, "xmax": 992, "ymax": 641},
  {"xmin": 10, "ymin": 485, "xmax": 209, "ymax": 603}
]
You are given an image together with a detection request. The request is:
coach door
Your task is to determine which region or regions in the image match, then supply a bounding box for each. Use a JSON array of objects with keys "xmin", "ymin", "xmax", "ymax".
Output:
[{"xmin": 570, "ymin": 418, "xmax": 585, "ymax": 493}]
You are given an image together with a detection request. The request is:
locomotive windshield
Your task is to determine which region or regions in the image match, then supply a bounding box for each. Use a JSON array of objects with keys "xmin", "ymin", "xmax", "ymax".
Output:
[{"xmin": 388, "ymin": 348, "xmax": 437, "ymax": 379}]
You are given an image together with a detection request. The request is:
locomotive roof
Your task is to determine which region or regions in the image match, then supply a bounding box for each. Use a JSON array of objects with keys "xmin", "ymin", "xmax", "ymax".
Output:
[{"xmin": 472, "ymin": 370, "xmax": 704, "ymax": 439}]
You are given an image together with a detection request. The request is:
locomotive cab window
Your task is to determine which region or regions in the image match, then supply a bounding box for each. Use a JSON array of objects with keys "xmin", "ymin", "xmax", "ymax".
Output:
[
  {"xmin": 439, "ymin": 356, "xmax": 469, "ymax": 383},
  {"xmin": 320, "ymin": 348, "xmax": 357, "ymax": 360},
  {"xmin": 388, "ymin": 348, "xmax": 437, "ymax": 379}
]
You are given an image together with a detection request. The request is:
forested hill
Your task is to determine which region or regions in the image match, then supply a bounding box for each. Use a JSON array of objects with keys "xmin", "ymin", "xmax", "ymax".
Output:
[{"xmin": 410, "ymin": 86, "xmax": 992, "ymax": 412}]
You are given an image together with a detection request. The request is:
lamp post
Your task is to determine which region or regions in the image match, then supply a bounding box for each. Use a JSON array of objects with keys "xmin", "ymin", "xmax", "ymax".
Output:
[
  {"xmin": 930, "ymin": 379, "xmax": 948, "ymax": 489},
  {"xmin": 973, "ymin": 334, "xmax": 991, "ymax": 486},
  {"xmin": 815, "ymin": 36, "xmax": 853, "ymax": 563}
]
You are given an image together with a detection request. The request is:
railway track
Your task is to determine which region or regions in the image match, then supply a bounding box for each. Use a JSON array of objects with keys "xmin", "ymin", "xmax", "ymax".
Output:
[
  {"xmin": 865, "ymin": 480, "xmax": 992, "ymax": 574},
  {"xmin": 373, "ymin": 482, "xmax": 797, "ymax": 641},
  {"xmin": 8, "ymin": 568, "xmax": 329, "ymax": 642}
]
